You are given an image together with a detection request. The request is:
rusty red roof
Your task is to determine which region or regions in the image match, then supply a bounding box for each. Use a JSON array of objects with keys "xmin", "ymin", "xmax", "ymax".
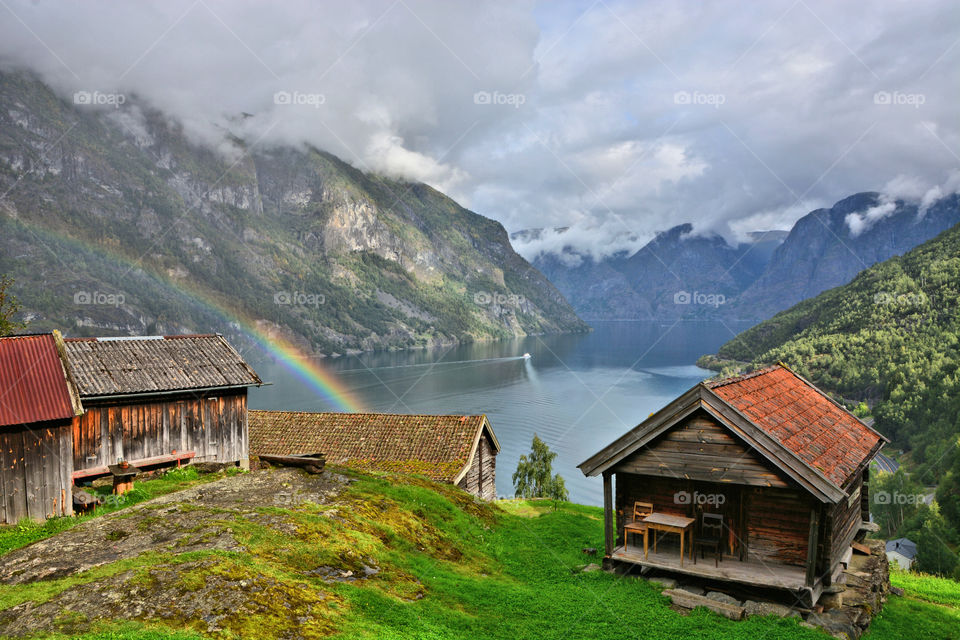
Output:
[
  {"xmin": 249, "ymin": 411, "xmax": 499, "ymax": 483},
  {"xmin": 0, "ymin": 333, "xmax": 83, "ymax": 427},
  {"xmin": 706, "ymin": 365, "xmax": 884, "ymax": 488}
]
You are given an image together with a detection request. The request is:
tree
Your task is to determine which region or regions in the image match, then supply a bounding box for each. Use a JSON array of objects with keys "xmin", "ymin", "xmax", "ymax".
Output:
[
  {"xmin": 0, "ymin": 275, "xmax": 26, "ymax": 336},
  {"xmin": 913, "ymin": 505, "xmax": 960, "ymax": 577},
  {"xmin": 870, "ymin": 468, "xmax": 924, "ymax": 538},
  {"xmin": 513, "ymin": 434, "xmax": 569, "ymax": 506}
]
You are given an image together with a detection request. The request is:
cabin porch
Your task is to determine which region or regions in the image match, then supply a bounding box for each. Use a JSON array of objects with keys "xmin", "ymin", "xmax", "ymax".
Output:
[{"xmin": 609, "ymin": 541, "xmax": 821, "ymax": 607}]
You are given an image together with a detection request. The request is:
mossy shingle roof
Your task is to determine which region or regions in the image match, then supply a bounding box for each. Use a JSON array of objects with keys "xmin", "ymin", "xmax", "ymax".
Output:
[{"xmin": 249, "ymin": 411, "xmax": 498, "ymax": 483}]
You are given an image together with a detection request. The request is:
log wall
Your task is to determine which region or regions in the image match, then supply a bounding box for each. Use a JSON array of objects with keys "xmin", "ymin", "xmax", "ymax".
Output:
[
  {"xmin": 457, "ymin": 430, "xmax": 497, "ymax": 500},
  {"xmin": 73, "ymin": 390, "xmax": 248, "ymax": 472},
  {"xmin": 0, "ymin": 419, "xmax": 73, "ymax": 524},
  {"xmin": 825, "ymin": 473, "xmax": 864, "ymax": 569},
  {"xmin": 612, "ymin": 412, "xmax": 790, "ymax": 488},
  {"xmin": 743, "ymin": 486, "xmax": 812, "ymax": 567}
]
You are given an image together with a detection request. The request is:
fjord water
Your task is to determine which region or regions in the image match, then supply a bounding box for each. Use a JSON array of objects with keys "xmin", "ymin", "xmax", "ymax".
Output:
[{"xmin": 248, "ymin": 321, "xmax": 747, "ymax": 505}]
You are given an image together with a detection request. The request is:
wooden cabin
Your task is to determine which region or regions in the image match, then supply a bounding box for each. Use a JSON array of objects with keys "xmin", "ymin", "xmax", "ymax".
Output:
[
  {"xmin": 249, "ymin": 411, "xmax": 500, "ymax": 500},
  {"xmin": 578, "ymin": 365, "xmax": 886, "ymax": 606},
  {"xmin": 0, "ymin": 332, "xmax": 83, "ymax": 524},
  {"xmin": 63, "ymin": 335, "xmax": 262, "ymax": 480}
]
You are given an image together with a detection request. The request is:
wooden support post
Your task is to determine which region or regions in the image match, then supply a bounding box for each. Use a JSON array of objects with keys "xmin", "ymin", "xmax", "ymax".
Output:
[
  {"xmin": 805, "ymin": 505, "xmax": 820, "ymax": 587},
  {"xmin": 603, "ymin": 471, "xmax": 614, "ymax": 557}
]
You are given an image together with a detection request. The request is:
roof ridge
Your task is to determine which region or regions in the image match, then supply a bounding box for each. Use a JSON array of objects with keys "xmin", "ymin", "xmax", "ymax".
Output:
[
  {"xmin": 704, "ymin": 363, "xmax": 782, "ymax": 388},
  {"xmin": 249, "ymin": 409, "xmax": 484, "ymax": 419}
]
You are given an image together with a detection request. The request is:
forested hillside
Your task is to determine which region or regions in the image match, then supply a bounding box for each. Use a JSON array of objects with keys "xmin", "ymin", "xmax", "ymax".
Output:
[{"xmin": 713, "ymin": 222, "xmax": 960, "ymax": 478}]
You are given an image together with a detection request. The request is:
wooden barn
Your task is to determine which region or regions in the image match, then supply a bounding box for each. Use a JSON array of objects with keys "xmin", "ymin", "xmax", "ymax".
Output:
[
  {"xmin": 578, "ymin": 365, "xmax": 886, "ymax": 606},
  {"xmin": 0, "ymin": 332, "xmax": 83, "ymax": 524},
  {"xmin": 249, "ymin": 411, "xmax": 500, "ymax": 500},
  {"xmin": 63, "ymin": 335, "xmax": 262, "ymax": 480}
]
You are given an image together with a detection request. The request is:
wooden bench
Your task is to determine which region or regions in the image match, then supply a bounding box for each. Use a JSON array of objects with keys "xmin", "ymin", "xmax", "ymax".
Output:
[{"xmin": 72, "ymin": 451, "xmax": 196, "ymax": 481}]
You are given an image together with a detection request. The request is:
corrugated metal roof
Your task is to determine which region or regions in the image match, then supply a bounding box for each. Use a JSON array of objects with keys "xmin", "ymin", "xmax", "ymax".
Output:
[
  {"xmin": 707, "ymin": 365, "xmax": 884, "ymax": 488},
  {"xmin": 249, "ymin": 411, "xmax": 499, "ymax": 483},
  {"xmin": 63, "ymin": 334, "xmax": 262, "ymax": 397},
  {"xmin": 0, "ymin": 333, "xmax": 81, "ymax": 427}
]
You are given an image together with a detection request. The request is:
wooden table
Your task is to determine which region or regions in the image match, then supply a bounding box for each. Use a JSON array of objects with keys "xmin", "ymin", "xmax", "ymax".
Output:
[
  {"xmin": 107, "ymin": 464, "xmax": 139, "ymax": 495},
  {"xmin": 642, "ymin": 513, "xmax": 695, "ymax": 567}
]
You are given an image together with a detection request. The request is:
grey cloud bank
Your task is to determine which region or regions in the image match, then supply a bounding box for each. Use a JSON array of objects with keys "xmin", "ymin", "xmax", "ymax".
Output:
[{"xmin": 1, "ymin": 0, "xmax": 956, "ymax": 260}]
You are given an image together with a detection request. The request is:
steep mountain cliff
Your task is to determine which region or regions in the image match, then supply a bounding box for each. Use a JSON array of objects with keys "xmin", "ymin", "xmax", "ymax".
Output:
[
  {"xmin": 727, "ymin": 192, "xmax": 960, "ymax": 320},
  {"xmin": 521, "ymin": 193, "xmax": 960, "ymax": 323},
  {"xmin": 0, "ymin": 71, "xmax": 587, "ymax": 353}
]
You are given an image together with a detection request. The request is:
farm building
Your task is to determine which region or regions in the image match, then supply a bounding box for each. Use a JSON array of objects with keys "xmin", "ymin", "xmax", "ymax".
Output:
[
  {"xmin": 249, "ymin": 411, "xmax": 500, "ymax": 500},
  {"xmin": 578, "ymin": 364, "xmax": 886, "ymax": 606},
  {"xmin": 63, "ymin": 335, "xmax": 262, "ymax": 480},
  {"xmin": 0, "ymin": 332, "xmax": 83, "ymax": 524}
]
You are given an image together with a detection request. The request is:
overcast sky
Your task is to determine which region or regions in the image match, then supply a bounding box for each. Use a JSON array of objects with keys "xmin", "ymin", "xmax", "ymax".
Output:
[{"xmin": 1, "ymin": 0, "xmax": 957, "ymax": 260}]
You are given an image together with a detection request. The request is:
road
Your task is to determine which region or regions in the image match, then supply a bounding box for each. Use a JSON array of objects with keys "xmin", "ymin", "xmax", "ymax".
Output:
[{"xmin": 874, "ymin": 452, "xmax": 899, "ymax": 473}]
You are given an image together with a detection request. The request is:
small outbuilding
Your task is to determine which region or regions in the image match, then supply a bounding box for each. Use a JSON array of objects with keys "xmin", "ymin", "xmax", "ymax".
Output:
[
  {"xmin": 249, "ymin": 411, "xmax": 500, "ymax": 500},
  {"xmin": 0, "ymin": 332, "xmax": 83, "ymax": 523},
  {"xmin": 63, "ymin": 335, "xmax": 262, "ymax": 479},
  {"xmin": 885, "ymin": 538, "xmax": 917, "ymax": 570},
  {"xmin": 578, "ymin": 364, "xmax": 886, "ymax": 606}
]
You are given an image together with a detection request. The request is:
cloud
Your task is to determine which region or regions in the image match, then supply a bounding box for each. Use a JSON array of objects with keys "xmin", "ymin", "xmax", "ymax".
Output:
[
  {"xmin": 0, "ymin": 0, "xmax": 957, "ymax": 258},
  {"xmin": 845, "ymin": 198, "xmax": 897, "ymax": 237}
]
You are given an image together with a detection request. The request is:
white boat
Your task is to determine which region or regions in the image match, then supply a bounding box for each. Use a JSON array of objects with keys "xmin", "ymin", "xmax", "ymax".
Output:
[{"xmin": 522, "ymin": 353, "xmax": 532, "ymax": 359}]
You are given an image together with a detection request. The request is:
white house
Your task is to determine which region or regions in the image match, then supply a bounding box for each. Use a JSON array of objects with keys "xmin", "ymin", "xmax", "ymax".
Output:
[{"xmin": 885, "ymin": 538, "xmax": 917, "ymax": 570}]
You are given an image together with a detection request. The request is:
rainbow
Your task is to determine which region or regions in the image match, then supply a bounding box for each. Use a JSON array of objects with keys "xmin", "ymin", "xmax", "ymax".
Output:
[{"xmin": 4, "ymin": 219, "xmax": 364, "ymax": 413}]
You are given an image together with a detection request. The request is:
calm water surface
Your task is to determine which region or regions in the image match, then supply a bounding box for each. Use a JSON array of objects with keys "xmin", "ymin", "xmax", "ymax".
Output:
[{"xmin": 247, "ymin": 321, "xmax": 749, "ymax": 505}]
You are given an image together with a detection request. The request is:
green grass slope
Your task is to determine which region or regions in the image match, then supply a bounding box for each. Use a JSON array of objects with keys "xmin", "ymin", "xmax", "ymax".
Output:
[{"xmin": 2, "ymin": 468, "xmax": 957, "ymax": 638}]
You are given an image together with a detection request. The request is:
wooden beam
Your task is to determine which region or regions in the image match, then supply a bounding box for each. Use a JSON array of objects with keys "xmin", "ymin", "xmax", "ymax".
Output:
[
  {"xmin": 805, "ymin": 505, "xmax": 820, "ymax": 587},
  {"xmin": 603, "ymin": 471, "xmax": 614, "ymax": 557}
]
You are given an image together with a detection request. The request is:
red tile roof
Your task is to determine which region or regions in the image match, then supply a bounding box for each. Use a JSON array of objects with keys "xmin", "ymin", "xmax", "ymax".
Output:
[
  {"xmin": 249, "ymin": 411, "xmax": 499, "ymax": 483},
  {"xmin": 707, "ymin": 365, "xmax": 883, "ymax": 488},
  {"xmin": 0, "ymin": 333, "xmax": 82, "ymax": 427}
]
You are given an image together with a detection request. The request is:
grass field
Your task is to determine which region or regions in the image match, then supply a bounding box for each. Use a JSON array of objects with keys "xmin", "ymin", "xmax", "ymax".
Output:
[{"xmin": 1, "ymin": 469, "xmax": 959, "ymax": 639}]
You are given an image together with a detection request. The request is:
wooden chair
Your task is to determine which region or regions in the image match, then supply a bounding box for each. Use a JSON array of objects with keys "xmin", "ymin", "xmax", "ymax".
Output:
[
  {"xmin": 693, "ymin": 513, "xmax": 724, "ymax": 567},
  {"xmin": 623, "ymin": 501, "xmax": 654, "ymax": 549}
]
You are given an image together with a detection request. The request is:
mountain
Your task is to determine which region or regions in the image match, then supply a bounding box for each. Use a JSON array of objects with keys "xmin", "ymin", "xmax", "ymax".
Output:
[
  {"xmin": 0, "ymin": 71, "xmax": 587, "ymax": 354},
  {"xmin": 519, "ymin": 226, "xmax": 787, "ymax": 320},
  {"xmin": 520, "ymin": 193, "xmax": 960, "ymax": 323},
  {"xmin": 703, "ymin": 220, "xmax": 960, "ymax": 481},
  {"xmin": 727, "ymin": 192, "xmax": 960, "ymax": 320}
]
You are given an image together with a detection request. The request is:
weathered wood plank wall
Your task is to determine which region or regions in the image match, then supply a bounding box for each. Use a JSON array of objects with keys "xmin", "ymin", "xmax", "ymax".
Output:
[
  {"xmin": 456, "ymin": 431, "xmax": 497, "ymax": 500},
  {"xmin": 73, "ymin": 390, "xmax": 248, "ymax": 472},
  {"xmin": 0, "ymin": 420, "xmax": 73, "ymax": 524}
]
